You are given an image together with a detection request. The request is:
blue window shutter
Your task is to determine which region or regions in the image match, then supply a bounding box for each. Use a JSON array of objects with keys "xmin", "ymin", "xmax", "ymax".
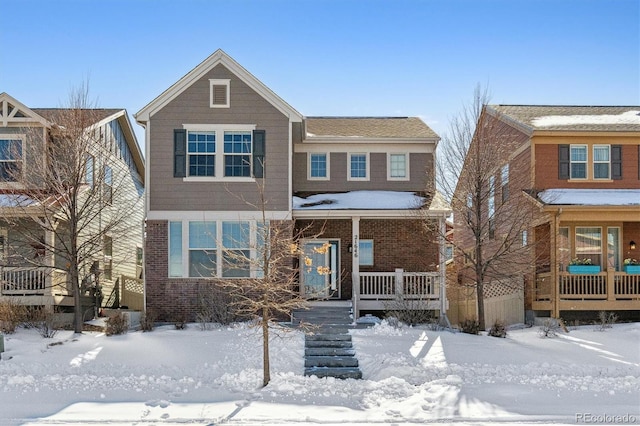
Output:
[
  {"xmin": 611, "ymin": 145, "xmax": 622, "ymax": 180},
  {"xmin": 174, "ymin": 129, "xmax": 186, "ymax": 178},
  {"xmin": 253, "ymin": 130, "xmax": 265, "ymax": 178},
  {"xmin": 558, "ymin": 145, "xmax": 569, "ymax": 179}
]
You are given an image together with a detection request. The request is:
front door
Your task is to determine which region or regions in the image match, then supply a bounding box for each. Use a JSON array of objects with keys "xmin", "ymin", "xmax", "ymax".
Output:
[{"xmin": 301, "ymin": 240, "xmax": 339, "ymax": 299}]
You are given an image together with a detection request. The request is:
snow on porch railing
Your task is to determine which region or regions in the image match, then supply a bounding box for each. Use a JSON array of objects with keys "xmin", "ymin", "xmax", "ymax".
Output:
[{"xmin": 359, "ymin": 269, "xmax": 439, "ymax": 300}]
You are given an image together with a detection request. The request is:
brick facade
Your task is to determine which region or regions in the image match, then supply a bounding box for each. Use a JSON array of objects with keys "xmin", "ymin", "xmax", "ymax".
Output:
[{"xmin": 296, "ymin": 218, "xmax": 440, "ymax": 301}]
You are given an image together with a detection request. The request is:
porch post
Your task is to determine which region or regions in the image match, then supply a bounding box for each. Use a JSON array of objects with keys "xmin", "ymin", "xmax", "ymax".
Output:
[
  {"xmin": 351, "ymin": 216, "xmax": 360, "ymax": 319},
  {"xmin": 551, "ymin": 213, "xmax": 560, "ymax": 318},
  {"xmin": 45, "ymin": 227, "xmax": 56, "ymax": 297}
]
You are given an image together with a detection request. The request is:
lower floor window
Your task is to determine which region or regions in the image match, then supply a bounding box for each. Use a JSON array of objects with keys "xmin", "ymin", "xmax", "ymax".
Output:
[
  {"xmin": 359, "ymin": 239, "xmax": 374, "ymax": 266},
  {"xmin": 169, "ymin": 220, "xmax": 265, "ymax": 278}
]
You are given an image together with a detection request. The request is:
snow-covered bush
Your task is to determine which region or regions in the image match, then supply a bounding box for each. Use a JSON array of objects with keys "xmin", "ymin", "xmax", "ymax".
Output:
[
  {"xmin": 24, "ymin": 308, "xmax": 57, "ymax": 338},
  {"xmin": 140, "ymin": 310, "xmax": 156, "ymax": 332},
  {"xmin": 0, "ymin": 299, "xmax": 27, "ymax": 334},
  {"xmin": 595, "ymin": 311, "xmax": 617, "ymax": 331},
  {"xmin": 197, "ymin": 285, "xmax": 243, "ymax": 327},
  {"xmin": 488, "ymin": 320, "xmax": 507, "ymax": 338},
  {"xmin": 538, "ymin": 318, "xmax": 560, "ymax": 338},
  {"xmin": 105, "ymin": 312, "xmax": 128, "ymax": 336},
  {"xmin": 459, "ymin": 319, "xmax": 480, "ymax": 335}
]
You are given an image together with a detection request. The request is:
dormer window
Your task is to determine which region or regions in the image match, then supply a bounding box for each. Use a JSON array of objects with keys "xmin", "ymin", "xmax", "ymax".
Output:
[
  {"xmin": 0, "ymin": 137, "xmax": 23, "ymax": 182},
  {"xmin": 210, "ymin": 79, "xmax": 230, "ymax": 108}
]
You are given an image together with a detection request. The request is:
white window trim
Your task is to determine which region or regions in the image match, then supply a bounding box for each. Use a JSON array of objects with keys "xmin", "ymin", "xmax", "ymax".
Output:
[
  {"xmin": 593, "ymin": 144, "xmax": 611, "ymax": 180},
  {"xmin": 173, "ymin": 220, "xmax": 265, "ymax": 279},
  {"xmin": 0, "ymin": 133, "xmax": 26, "ymax": 185},
  {"xmin": 387, "ymin": 153, "xmax": 410, "ymax": 181},
  {"xmin": 183, "ymin": 124, "xmax": 256, "ymax": 182},
  {"xmin": 569, "ymin": 144, "xmax": 588, "ymax": 180},
  {"xmin": 347, "ymin": 152, "xmax": 370, "ymax": 181},
  {"xmin": 209, "ymin": 79, "xmax": 230, "ymax": 108},
  {"xmin": 308, "ymin": 152, "xmax": 330, "ymax": 181}
]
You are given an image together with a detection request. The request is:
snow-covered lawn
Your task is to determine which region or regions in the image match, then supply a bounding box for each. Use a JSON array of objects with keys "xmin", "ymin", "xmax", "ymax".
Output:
[{"xmin": 0, "ymin": 321, "xmax": 638, "ymax": 425}]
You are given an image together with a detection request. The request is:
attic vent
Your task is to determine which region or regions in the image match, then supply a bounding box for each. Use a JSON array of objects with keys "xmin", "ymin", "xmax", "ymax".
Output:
[{"xmin": 210, "ymin": 79, "xmax": 230, "ymax": 108}]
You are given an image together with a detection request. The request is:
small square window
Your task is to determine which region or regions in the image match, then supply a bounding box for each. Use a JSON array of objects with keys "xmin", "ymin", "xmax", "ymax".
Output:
[
  {"xmin": 309, "ymin": 153, "xmax": 329, "ymax": 179},
  {"xmin": 349, "ymin": 153, "xmax": 368, "ymax": 180},
  {"xmin": 388, "ymin": 153, "xmax": 408, "ymax": 180},
  {"xmin": 210, "ymin": 79, "xmax": 230, "ymax": 108}
]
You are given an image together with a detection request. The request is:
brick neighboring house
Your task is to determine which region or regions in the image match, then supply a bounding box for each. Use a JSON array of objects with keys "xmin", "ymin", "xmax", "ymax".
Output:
[
  {"xmin": 0, "ymin": 92, "xmax": 145, "ymax": 314},
  {"xmin": 455, "ymin": 104, "xmax": 640, "ymax": 324},
  {"xmin": 135, "ymin": 50, "xmax": 450, "ymax": 321}
]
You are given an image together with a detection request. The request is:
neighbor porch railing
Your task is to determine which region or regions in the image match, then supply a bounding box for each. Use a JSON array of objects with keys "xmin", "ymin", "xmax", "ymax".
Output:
[
  {"xmin": 357, "ymin": 269, "xmax": 440, "ymax": 312},
  {"xmin": 0, "ymin": 266, "xmax": 69, "ymax": 296},
  {"xmin": 533, "ymin": 270, "xmax": 640, "ymax": 311}
]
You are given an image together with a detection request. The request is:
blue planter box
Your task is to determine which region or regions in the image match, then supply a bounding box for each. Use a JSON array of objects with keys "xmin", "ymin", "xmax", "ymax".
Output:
[
  {"xmin": 567, "ymin": 265, "xmax": 601, "ymax": 274},
  {"xmin": 624, "ymin": 265, "xmax": 640, "ymax": 274}
]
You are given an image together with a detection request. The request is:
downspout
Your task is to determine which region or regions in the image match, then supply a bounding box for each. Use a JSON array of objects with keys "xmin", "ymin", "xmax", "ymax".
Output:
[{"xmin": 439, "ymin": 215, "xmax": 451, "ymax": 328}]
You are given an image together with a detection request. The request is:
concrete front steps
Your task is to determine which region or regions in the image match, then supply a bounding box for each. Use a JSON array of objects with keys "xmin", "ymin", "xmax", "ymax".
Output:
[{"xmin": 293, "ymin": 303, "xmax": 363, "ymax": 380}]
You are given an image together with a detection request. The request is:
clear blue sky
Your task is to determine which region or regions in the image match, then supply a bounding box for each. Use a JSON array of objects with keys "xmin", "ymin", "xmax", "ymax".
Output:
[{"xmin": 2, "ymin": 0, "xmax": 638, "ymax": 145}]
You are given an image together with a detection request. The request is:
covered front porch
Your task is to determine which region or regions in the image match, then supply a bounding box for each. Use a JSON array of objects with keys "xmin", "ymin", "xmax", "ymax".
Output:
[
  {"xmin": 531, "ymin": 189, "xmax": 640, "ymax": 317},
  {"xmin": 293, "ymin": 190, "xmax": 451, "ymax": 317}
]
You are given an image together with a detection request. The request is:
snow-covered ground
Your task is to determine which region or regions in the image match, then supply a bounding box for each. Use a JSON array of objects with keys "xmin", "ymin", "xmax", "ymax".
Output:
[{"xmin": 0, "ymin": 320, "xmax": 638, "ymax": 425}]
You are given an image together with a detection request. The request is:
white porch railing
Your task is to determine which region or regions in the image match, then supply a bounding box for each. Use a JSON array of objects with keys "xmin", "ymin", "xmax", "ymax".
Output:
[
  {"xmin": 0, "ymin": 266, "xmax": 69, "ymax": 296},
  {"xmin": 357, "ymin": 269, "xmax": 440, "ymax": 311}
]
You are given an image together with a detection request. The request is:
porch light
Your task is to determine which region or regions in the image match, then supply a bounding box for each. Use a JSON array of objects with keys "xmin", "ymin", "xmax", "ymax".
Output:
[
  {"xmin": 631, "ymin": 241, "xmax": 637, "ymax": 250},
  {"xmin": 348, "ymin": 244, "xmax": 353, "ymax": 253}
]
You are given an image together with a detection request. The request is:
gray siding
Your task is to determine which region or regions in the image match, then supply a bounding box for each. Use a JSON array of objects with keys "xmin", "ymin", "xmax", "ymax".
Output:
[
  {"xmin": 293, "ymin": 151, "xmax": 432, "ymax": 193},
  {"xmin": 149, "ymin": 64, "xmax": 290, "ymax": 212}
]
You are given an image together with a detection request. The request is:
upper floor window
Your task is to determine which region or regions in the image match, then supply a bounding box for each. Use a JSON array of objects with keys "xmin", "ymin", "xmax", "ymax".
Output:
[
  {"xmin": 559, "ymin": 144, "xmax": 622, "ymax": 181},
  {"xmin": 570, "ymin": 145, "xmax": 587, "ymax": 179},
  {"xmin": 309, "ymin": 153, "xmax": 329, "ymax": 180},
  {"xmin": 593, "ymin": 145, "xmax": 610, "ymax": 179},
  {"xmin": 501, "ymin": 164, "xmax": 509, "ymax": 203},
  {"xmin": 188, "ymin": 131, "xmax": 216, "ymax": 177},
  {"xmin": 388, "ymin": 153, "xmax": 409, "ymax": 180},
  {"xmin": 103, "ymin": 165, "xmax": 113, "ymax": 204},
  {"xmin": 176, "ymin": 125, "xmax": 262, "ymax": 180},
  {"xmin": 349, "ymin": 153, "xmax": 368, "ymax": 181},
  {"xmin": 210, "ymin": 79, "xmax": 230, "ymax": 108},
  {"xmin": 0, "ymin": 138, "xmax": 22, "ymax": 182},
  {"xmin": 224, "ymin": 131, "xmax": 252, "ymax": 177},
  {"xmin": 85, "ymin": 154, "xmax": 94, "ymax": 187}
]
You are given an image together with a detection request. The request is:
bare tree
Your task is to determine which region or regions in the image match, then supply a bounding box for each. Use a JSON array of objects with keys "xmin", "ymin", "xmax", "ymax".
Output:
[
  {"xmin": 436, "ymin": 86, "xmax": 539, "ymax": 330},
  {"xmin": 4, "ymin": 83, "xmax": 143, "ymax": 333},
  {"xmin": 214, "ymin": 180, "xmax": 327, "ymax": 387}
]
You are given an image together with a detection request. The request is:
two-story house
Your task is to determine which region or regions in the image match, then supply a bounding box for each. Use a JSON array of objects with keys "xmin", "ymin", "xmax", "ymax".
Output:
[
  {"xmin": 135, "ymin": 50, "xmax": 450, "ymax": 321},
  {"xmin": 0, "ymin": 92, "xmax": 145, "ymax": 316},
  {"xmin": 456, "ymin": 105, "xmax": 640, "ymax": 323}
]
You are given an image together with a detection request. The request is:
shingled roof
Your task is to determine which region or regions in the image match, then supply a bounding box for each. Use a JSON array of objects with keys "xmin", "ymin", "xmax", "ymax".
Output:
[
  {"xmin": 305, "ymin": 117, "xmax": 439, "ymax": 139},
  {"xmin": 33, "ymin": 108, "xmax": 123, "ymax": 124},
  {"xmin": 487, "ymin": 105, "xmax": 640, "ymax": 132}
]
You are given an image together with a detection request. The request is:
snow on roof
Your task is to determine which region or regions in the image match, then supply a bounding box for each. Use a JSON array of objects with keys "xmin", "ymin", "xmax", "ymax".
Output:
[
  {"xmin": 293, "ymin": 191, "xmax": 426, "ymax": 210},
  {"xmin": 538, "ymin": 189, "xmax": 640, "ymax": 206},
  {"xmin": 532, "ymin": 111, "xmax": 640, "ymax": 128}
]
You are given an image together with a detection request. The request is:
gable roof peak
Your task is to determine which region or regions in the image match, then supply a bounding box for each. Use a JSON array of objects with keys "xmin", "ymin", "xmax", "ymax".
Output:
[{"xmin": 135, "ymin": 49, "xmax": 302, "ymax": 124}]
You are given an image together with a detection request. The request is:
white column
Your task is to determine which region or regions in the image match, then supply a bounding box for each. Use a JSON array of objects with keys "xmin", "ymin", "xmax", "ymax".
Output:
[{"xmin": 351, "ymin": 216, "xmax": 360, "ymax": 319}]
